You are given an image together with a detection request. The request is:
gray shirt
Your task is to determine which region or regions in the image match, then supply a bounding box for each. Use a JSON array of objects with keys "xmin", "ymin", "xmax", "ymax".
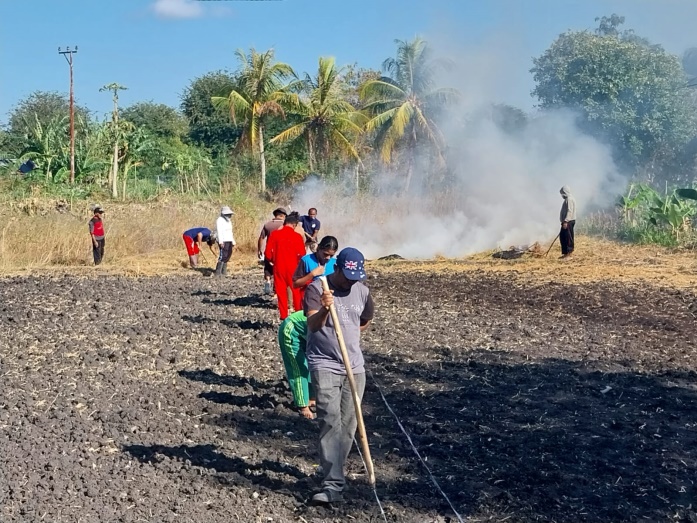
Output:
[{"xmin": 303, "ymin": 278, "xmax": 374, "ymax": 374}]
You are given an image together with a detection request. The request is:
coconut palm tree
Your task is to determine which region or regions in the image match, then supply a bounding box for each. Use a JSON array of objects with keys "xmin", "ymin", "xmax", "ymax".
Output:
[
  {"xmin": 360, "ymin": 37, "xmax": 460, "ymax": 191},
  {"xmin": 212, "ymin": 48, "xmax": 295, "ymax": 192},
  {"xmin": 270, "ymin": 57, "xmax": 366, "ymax": 173}
]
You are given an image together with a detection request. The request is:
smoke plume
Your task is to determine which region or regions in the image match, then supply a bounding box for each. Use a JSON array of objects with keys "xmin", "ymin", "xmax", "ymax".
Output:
[{"xmin": 290, "ymin": 43, "xmax": 624, "ymax": 260}]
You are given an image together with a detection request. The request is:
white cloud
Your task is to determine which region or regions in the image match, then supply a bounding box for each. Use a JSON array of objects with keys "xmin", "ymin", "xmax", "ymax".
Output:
[{"xmin": 152, "ymin": 0, "xmax": 204, "ymax": 19}]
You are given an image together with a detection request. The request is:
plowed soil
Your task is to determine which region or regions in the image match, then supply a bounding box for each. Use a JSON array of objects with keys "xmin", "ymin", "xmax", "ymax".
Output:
[{"xmin": 1, "ymin": 267, "xmax": 696, "ymax": 522}]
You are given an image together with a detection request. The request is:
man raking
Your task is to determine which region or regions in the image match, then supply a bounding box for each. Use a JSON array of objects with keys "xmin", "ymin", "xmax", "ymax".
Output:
[
  {"xmin": 303, "ymin": 247, "xmax": 375, "ymax": 504},
  {"xmin": 182, "ymin": 227, "xmax": 217, "ymax": 269}
]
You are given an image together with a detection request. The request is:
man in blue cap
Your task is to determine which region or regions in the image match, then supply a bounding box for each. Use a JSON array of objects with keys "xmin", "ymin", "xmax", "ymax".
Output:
[{"xmin": 303, "ymin": 247, "xmax": 374, "ymax": 504}]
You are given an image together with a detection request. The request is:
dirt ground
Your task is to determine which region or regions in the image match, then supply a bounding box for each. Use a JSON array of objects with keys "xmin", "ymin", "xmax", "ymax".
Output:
[{"xmin": 1, "ymin": 255, "xmax": 696, "ymax": 522}]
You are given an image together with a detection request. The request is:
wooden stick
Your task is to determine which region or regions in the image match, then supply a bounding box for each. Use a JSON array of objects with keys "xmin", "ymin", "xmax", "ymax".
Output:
[
  {"xmin": 544, "ymin": 233, "xmax": 560, "ymax": 257},
  {"xmin": 319, "ymin": 276, "xmax": 376, "ymax": 486}
]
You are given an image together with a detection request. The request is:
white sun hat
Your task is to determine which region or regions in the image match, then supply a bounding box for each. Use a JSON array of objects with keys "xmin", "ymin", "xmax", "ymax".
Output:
[{"xmin": 220, "ymin": 206, "xmax": 234, "ymax": 215}]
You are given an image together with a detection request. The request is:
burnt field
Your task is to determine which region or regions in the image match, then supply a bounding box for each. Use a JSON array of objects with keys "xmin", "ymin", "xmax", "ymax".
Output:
[{"xmin": 1, "ymin": 267, "xmax": 696, "ymax": 522}]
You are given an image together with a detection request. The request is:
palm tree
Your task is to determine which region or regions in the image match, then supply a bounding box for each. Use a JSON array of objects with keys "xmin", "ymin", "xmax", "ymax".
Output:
[
  {"xmin": 360, "ymin": 37, "xmax": 460, "ymax": 191},
  {"xmin": 212, "ymin": 48, "xmax": 295, "ymax": 192},
  {"xmin": 270, "ymin": 57, "xmax": 366, "ymax": 173}
]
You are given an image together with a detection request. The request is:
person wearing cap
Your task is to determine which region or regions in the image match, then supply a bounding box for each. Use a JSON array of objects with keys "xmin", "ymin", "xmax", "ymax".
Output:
[
  {"xmin": 215, "ymin": 206, "xmax": 236, "ymax": 277},
  {"xmin": 300, "ymin": 208, "xmax": 321, "ymax": 253},
  {"xmin": 182, "ymin": 227, "xmax": 217, "ymax": 269},
  {"xmin": 88, "ymin": 206, "xmax": 106, "ymax": 265},
  {"xmin": 258, "ymin": 207, "xmax": 287, "ymax": 294},
  {"xmin": 264, "ymin": 212, "xmax": 306, "ymax": 320},
  {"xmin": 303, "ymin": 247, "xmax": 374, "ymax": 504}
]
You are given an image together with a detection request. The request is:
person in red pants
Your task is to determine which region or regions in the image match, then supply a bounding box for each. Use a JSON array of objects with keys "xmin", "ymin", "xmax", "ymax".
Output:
[{"xmin": 264, "ymin": 212, "xmax": 306, "ymax": 320}]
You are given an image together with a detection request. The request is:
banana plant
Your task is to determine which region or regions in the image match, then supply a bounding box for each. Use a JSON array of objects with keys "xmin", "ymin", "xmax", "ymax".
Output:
[
  {"xmin": 647, "ymin": 190, "xmax": 697, "ymax": 240},
  {"xmin": 18, "ymin": 113, "xmax": 69, "ymax": 181},
  {"xmin": 119, "ymin": 127, "xmax": 153, "ymax": 200},
  {"xmin": 676, "ymin": 188, "xmax": 697, "ymax": 201},
  {"xmin": 617, "ymin": 183, "xmax": 654, "ymax": 224}
]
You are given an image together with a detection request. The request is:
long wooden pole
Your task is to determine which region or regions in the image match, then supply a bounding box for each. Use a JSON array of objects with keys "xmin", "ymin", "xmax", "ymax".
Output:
[
  {"xmin": 59, "ymin": 47, "xmax": 77, "ymax": 184},
  {"xmin": 319, "ymin": 276, "xmax": 375, "ymax": 486},
  {"xmin": 68, "ymin": 52, "xmax": 75, "ymax": 184}
]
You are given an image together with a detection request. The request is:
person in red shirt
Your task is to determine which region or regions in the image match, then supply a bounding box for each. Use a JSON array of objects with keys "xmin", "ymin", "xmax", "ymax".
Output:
[
  {"xmin": 88, "ymin": 206, "xmax": 106, "ymax": 265},
  {"xmin": 264, "ymin": 212, "xmax": 306, "ymax": 320}
]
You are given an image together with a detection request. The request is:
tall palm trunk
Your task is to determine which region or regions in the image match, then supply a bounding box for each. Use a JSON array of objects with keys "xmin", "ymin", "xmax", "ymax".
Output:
[
  {"xmin": 403, "ymin": 125, "xmax": 418, "ymax": 194},
  {"xmin": 122, "ymin": 163, "xmax": 131, "ymax": 201},
  {"xmin": 258, "ymin": 124, "xmax": 266, "ymax": 192},
  {"xmin": 307, "ymin": 131, "xmax": 315, "ymax": 171},
  {"xmin": 111, "ymin": 139, "xmax": 119, "ymax": 198}
]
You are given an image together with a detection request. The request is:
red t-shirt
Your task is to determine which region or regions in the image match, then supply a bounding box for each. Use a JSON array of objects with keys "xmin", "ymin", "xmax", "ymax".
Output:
[
  {"xmin": 264, "ymin": 226, "xmax": 305, "ymax": 273},
  {"xmin": 89, "ymin": 217, "xmax": 105, "ymax": 239}
]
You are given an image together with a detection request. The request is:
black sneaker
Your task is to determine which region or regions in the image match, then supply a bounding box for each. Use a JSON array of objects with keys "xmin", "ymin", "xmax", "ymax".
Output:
[{"xmin": 311, "ymin": 489, "xmax": 343, "ymax": 504}]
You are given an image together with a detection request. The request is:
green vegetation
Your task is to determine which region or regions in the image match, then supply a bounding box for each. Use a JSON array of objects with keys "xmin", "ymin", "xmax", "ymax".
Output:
[
  {"xmin": 531, "ymin": 15, "xmax": 697, "ymax": 184},
  {"xmin": 584, "ymin": 183, "xmax": 697, "ymax": 247},
  {"xmin": 2, "ymin": 19, "xmax": 697, "ymax": 249}
]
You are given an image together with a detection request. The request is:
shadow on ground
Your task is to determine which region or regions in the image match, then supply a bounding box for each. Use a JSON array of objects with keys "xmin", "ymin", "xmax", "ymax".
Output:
[
  {"xmin": 156, "ymin": 351, "xmax": 697, "ymax": 522},
  {"xmin": 201, "ymin": 295, "xmax": 276, "ymax": 309}
]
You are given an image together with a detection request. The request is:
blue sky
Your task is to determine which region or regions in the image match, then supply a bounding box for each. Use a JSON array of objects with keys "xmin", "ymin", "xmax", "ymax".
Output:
[{"xmin": 1, "ymin": 0, "xmax": 696, "ymax": 125}]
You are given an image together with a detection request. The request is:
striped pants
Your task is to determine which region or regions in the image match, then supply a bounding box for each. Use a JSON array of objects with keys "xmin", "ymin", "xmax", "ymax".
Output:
[{"xmin": 277, "ymin": 311, "xmax": 313, "ymax": 408}]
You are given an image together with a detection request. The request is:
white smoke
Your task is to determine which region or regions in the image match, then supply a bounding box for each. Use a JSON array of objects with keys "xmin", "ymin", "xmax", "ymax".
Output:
[{"xmin": 289, "ymin": 43, "xmax": 625, "ymax": 260}]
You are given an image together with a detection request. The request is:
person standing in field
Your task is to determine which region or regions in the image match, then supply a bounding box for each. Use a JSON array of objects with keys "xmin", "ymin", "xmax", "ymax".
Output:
[
  {"xmin": 559, "ymin": 186, "xmax": 576, "ymax": 258},
  {"xmin": 215, "ymin": 206, "xmax": 236, "ymax": 277},
  {"xmin": 293, "ymin": 235, "xmax": 338, "ymax": 303},
  {"xmin": 277, "ymin": 310, "xmax": 315, "ymax": 419},
  {"xmin": 300, "ymin": 207, "xmax": 321, "ymax": 253},
  {"xmin": 258, "ymin": 207, "xmax": 287, "ymax": 294},
  {"xmin": 304, "ymin": 247, "xmax": 374, "ymax": 504},
  {"xmin": 182, "ymin": 227, "xmax": 217, "ymax": 269},
  {"xmin": 264, "ymin": 212, "xmax": 306, "ymax": 320},
  {"xmin": 88, "ymin": 206, "xmax": 106, "ymax": 266}
]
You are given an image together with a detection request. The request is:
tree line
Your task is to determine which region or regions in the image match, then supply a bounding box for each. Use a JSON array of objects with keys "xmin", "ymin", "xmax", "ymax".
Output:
[{"xmin": 1, "ymin": 17, "xmax": 697, "ymax": 201}]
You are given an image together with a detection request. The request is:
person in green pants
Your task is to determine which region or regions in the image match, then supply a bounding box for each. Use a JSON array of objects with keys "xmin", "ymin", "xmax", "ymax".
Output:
[{"xmin": 277, "ymin": 310, "xmax": 315, "ymax": 419}]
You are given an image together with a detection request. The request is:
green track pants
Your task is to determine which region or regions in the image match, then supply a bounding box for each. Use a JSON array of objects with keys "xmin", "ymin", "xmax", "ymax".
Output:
[{"xmin": 278, "ymin": 311, "xmax": 313, "ymax": 408}]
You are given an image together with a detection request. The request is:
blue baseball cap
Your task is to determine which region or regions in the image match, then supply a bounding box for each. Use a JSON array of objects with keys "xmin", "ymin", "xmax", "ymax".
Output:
[{"xmin": 336, "ymin": 247, "xmax": 367, "ymax": 281}]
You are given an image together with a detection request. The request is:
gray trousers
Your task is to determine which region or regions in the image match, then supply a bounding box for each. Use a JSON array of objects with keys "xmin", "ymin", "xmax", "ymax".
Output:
[{"xmin": 311, "ymin": 370, "xmax": 366, "ymax": 493}]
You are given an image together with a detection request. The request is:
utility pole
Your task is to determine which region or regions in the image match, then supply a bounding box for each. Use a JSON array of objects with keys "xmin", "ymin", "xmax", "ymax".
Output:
[{"xmin": 58, "ymin": 46, "xmax": 78, "ymax": 184}]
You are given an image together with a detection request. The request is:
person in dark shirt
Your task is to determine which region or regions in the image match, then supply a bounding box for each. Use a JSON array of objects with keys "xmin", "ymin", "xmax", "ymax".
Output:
[
  {"xmin": 182, "ymin": 227, "xmax": 217, "ymax": 268},
  {"xmin": 300, "ymin": 208, "xmax": 321, "ymax": 253},
  {"xmin": 88, "ymin": 206, "xmax": 106, "ymax": 265}
]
